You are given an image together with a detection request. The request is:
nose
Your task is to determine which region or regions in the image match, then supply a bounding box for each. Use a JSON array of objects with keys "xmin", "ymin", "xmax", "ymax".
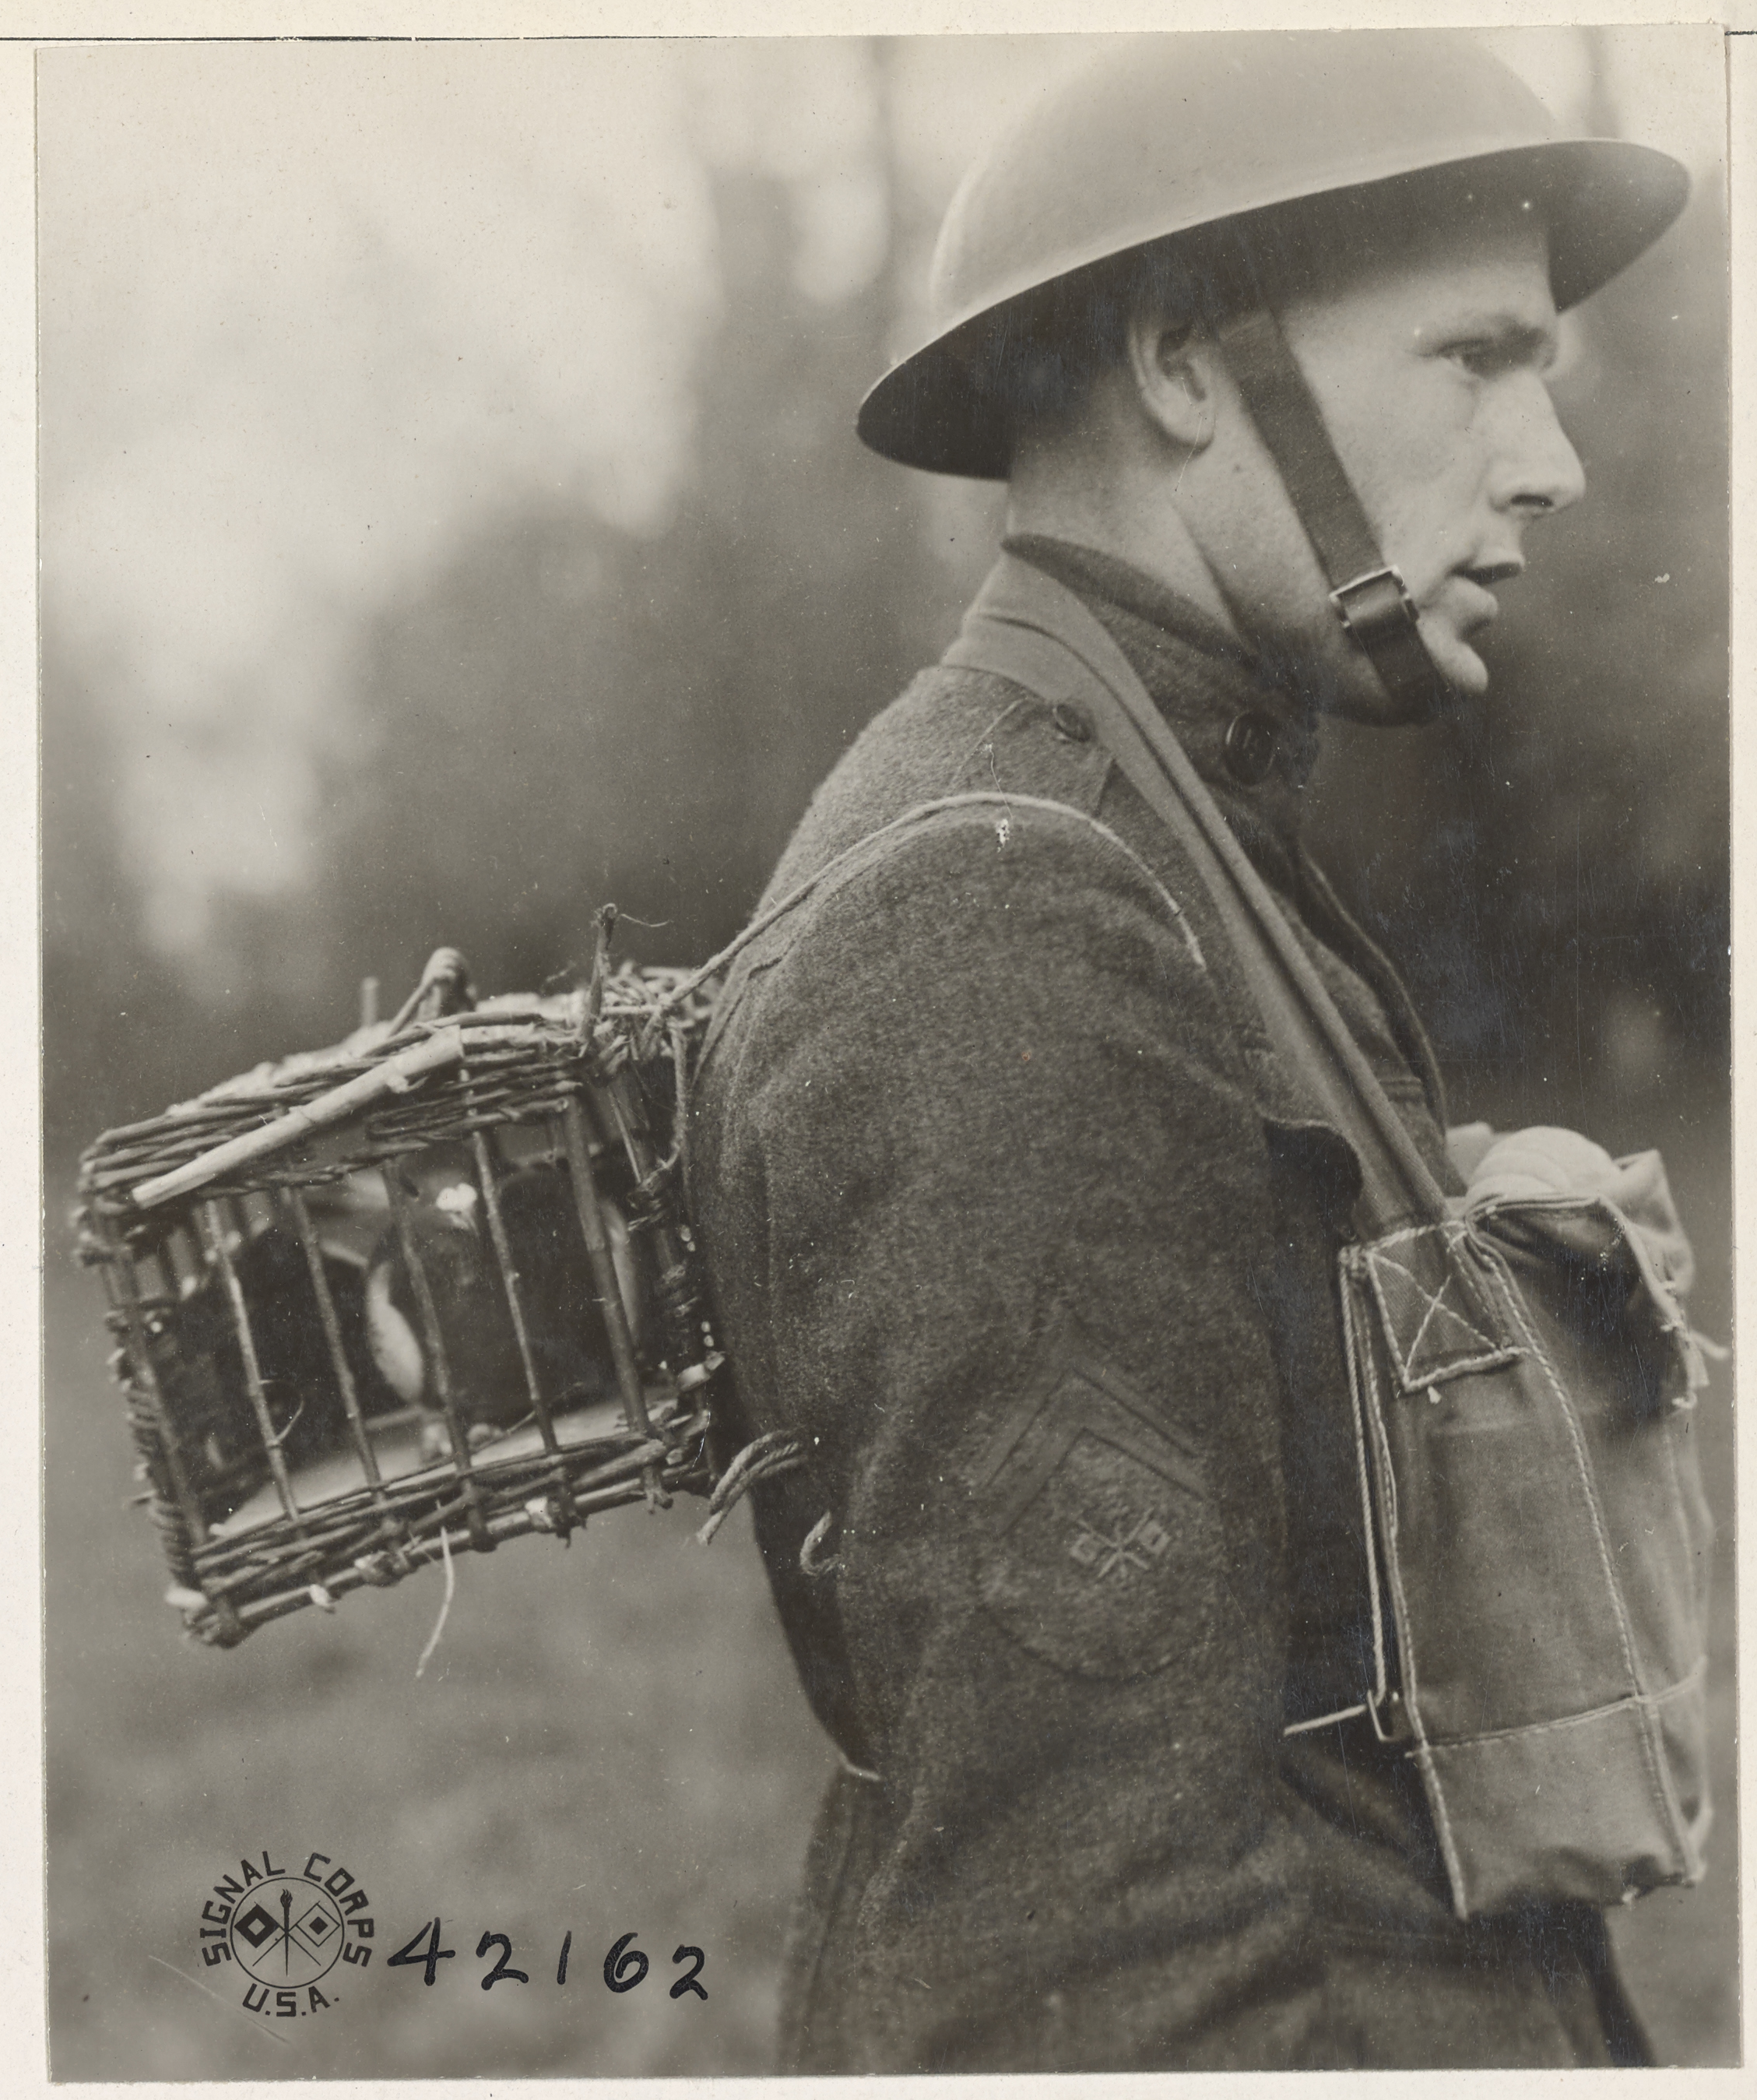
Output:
[{"xmin": 1489, "ymin": 372, "xmax": 1586, "ymax": 519}]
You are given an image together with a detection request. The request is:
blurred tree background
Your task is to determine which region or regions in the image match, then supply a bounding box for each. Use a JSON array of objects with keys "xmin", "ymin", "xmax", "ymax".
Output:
[
  {"xmin": 39, "ymin": 29, "xmax": 1733, "ymax": 2076},
  {"xmin": 43, "ymin": 30, "xmax": 1727, "ymax": 1158}
]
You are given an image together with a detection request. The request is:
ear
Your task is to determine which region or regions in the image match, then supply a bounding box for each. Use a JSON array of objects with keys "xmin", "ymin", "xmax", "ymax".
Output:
[{"xmin": 1125, "ymin": 311, "xmax": 1218, "ymax": 454}]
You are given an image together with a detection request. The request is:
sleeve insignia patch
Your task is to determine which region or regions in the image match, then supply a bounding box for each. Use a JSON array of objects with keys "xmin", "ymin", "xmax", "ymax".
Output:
[{"xmin": 967, "ymin": 1331, "xmax": 1218, "ymax": 1680}]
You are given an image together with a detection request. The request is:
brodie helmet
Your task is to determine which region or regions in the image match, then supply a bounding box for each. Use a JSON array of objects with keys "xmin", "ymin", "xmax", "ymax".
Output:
[{"xmin": 857, "ymin": 31, "xmax": 1688, "ymax": 720}]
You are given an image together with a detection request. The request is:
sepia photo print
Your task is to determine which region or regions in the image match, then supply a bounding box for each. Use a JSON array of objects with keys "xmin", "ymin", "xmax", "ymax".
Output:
[{"xmin": 40, "ymin": 22, "xmax": 1736, "ymax": 2077}]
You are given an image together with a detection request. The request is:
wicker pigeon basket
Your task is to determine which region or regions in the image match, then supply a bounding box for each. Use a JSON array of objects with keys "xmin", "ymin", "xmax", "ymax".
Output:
[{"xmin": 75, "ymin": 938, "xmax": 733, "ymax": 1648}]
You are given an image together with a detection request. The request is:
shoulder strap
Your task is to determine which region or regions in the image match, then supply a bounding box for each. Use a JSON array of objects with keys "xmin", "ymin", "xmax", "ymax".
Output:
[
  {"xmin": 687, "ymin": 788, "xmax": 1204, "ymax": 1071},
  {"xmin": 944, "ymin": 553, "xmax": 1446, "ymax": 1236}
]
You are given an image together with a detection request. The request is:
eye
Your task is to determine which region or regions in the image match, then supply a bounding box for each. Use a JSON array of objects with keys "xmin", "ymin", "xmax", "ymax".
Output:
[
  {"xmin": 1441, "ymin": 339, "xmax": 1503, "ymax": 378},
  {"xmin": 1434, "ymin": 331, "xmax": 1558, "ymax": 382}
]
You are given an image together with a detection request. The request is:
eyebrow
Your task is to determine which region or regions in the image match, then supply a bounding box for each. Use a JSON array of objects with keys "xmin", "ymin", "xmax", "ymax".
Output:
[{"xmin": 1437, "ymin": 314, "xmax": 1561, "ymax": 369}]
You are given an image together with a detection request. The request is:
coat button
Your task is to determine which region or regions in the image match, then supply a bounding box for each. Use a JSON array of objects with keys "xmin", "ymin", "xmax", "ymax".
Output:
[
  {"xmin": 1224, "ymin": 710, "xmax": 1278, "ymax": 785},
  {"xmin": 1050, "ymin": 702, "xmax": 1091, "ymax": 744}
]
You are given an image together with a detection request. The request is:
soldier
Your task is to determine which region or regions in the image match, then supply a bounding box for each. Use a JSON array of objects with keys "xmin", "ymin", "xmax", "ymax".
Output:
[{"xmin": 691, "ymin": 30, "xmax": 1696, "ymax": 2074}]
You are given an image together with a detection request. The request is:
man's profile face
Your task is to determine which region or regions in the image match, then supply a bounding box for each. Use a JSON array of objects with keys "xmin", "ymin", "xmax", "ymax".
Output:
[{"xmin": 1277, "ymin": 211, "xmax": 1586, "ymax": 710}]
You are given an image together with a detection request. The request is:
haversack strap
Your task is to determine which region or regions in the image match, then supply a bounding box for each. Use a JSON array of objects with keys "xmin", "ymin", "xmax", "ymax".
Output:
[{"xmin": 944, "ymin": 553, "xmax": 1449, "ymax": 1236}]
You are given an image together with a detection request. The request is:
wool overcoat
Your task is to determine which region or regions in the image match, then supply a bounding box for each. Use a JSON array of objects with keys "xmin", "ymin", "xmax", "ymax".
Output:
[{"xmin": 688, "ymin": 537, "xmax": 1643, "ymax": 2072}]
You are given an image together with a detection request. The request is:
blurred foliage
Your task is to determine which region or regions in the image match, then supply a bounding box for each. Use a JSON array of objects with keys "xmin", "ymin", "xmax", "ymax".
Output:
[
  {"xmin": 43, "ymin": 644, "xmax": 245, "ymax": 1145},
  {"xmin": 300, "ymin": 169, "xmax": 951, "ymax": 1004},
  {"xmin": 45, "ymin": 163, "xmax": 959, "ymax": 1152}
]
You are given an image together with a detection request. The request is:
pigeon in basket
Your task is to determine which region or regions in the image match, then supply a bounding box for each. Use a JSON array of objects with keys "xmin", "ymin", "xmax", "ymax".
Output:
[{"xmin": 363, "ymin": 1148, "xmax": 641, "ymax": 1462}]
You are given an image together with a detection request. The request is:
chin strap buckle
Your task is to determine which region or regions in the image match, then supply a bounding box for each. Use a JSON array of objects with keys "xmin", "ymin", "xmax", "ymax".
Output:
[
  {"xmin": 1330, "ymin": 565, "xmax": 1420, "ymax": 645},
  {"xmin": 1328, "ymin": 563, "xmax": 1449, "ymax": 724},
  {"xmin": 1215, "ymin": 304, "xmax": 1452, "ymax": 724}
]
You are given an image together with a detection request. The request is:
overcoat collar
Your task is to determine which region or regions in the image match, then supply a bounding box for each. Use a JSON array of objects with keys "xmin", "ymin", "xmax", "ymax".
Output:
[
  {"xmin": 996, "ymin": 532, "xmax": 1449, "ymax": 1129},
  {"xmin": 1003, "ymin": 531, "xmax": 1318, "ymax": 890}
]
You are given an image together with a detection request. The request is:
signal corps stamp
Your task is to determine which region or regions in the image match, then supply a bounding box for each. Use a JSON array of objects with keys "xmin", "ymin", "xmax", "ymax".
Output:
[{"xmin": 196, "ymin": 1848, "xmax": 375, "ymax": 2017}]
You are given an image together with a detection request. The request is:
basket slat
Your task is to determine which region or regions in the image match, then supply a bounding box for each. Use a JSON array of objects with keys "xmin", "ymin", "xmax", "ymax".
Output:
[
  {"xmin": 561, "ymin": 1098, "xmax": 654, "ymax": 1442},
  {"xmin": 381, "ymin": 1165, "xmax": 497, "ymax": 1553},
  {"xmin": 132, "ymin": 1028, "xmax": 468, "ymax": 1208},
  {"xmin": 469, "ymin": 1127, "xmax": 564, "ymax": 1467},
  {"xmin": 284, "ymin": 1187, "xmax": 389, "ymax": 1497},
  {"xmin": 198, "ymin": 1200, "xmax": 304, "ymax": 1526}
]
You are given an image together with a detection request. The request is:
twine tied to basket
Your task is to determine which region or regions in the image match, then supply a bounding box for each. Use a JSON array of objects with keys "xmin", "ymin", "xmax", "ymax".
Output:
[
  {"xmin": 694, "ymin": 1429, "xmax": 808, "ymax": 1545},
  {"xmin": 798, "ymin": 1510, "xmax": 841, "ymax": 1579}
]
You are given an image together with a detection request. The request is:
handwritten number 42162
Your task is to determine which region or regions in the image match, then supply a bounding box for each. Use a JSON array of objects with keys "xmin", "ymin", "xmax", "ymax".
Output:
[{"xmin": 388, "ymin": 1919, "xmax": 707, "ymax": 2000}]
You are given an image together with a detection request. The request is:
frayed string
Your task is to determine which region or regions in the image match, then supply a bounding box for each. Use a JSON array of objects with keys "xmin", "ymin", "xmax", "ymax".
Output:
[
  {"xmin": 799, "ymin": 1511, "xmax": 840, "ymax": 1578},
  {"xmin": 695, "ymin": 1430, "xmax": 807, "ymax": 1544},
  {"xmin": 415, "ymin": 1526, "xmax": 456, "ymax": 1679}
]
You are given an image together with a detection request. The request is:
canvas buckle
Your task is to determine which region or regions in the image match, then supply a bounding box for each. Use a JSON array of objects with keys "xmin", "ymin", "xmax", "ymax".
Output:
[{"xmin": 1329, "ymin": 565, "xmax": 1421, "ymax": 643}]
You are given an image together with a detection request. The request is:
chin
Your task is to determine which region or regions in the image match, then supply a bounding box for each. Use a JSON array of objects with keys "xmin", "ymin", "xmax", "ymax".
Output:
[
  {"xmin": 1420, "ymin": 623, "xmax": 1491, "ymax": 702},
  {"xmin": 1312, "ymin": 620, "xmax": 1484, "ymax": 726}
]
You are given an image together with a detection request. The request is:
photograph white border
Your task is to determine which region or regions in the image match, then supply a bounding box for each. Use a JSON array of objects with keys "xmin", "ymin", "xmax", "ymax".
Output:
[{"xmin": 5, "ymin": 3, "xmax": 1750, "ymax": 2095}]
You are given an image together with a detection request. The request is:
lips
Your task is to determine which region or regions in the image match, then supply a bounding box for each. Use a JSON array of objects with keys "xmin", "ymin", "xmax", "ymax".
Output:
[
  {"xmin": 1451, "ymin": 575, "xmax": 1501, "ymax": 630},
  {"xmin": 1447, "ymin": 559, "xmax": 1522, "ymax": 632}
]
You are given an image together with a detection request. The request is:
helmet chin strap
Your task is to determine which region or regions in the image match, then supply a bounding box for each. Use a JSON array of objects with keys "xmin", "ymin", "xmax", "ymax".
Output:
[{"xmin": 1213, "ymin": 305, "xmax": 1452, "ymax": 726}]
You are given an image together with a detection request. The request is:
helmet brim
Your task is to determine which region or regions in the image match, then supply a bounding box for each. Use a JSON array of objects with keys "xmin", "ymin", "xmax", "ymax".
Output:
[{"xmin": 857, "ymin": 137, "xmax": 1689, "ymax": 481}]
